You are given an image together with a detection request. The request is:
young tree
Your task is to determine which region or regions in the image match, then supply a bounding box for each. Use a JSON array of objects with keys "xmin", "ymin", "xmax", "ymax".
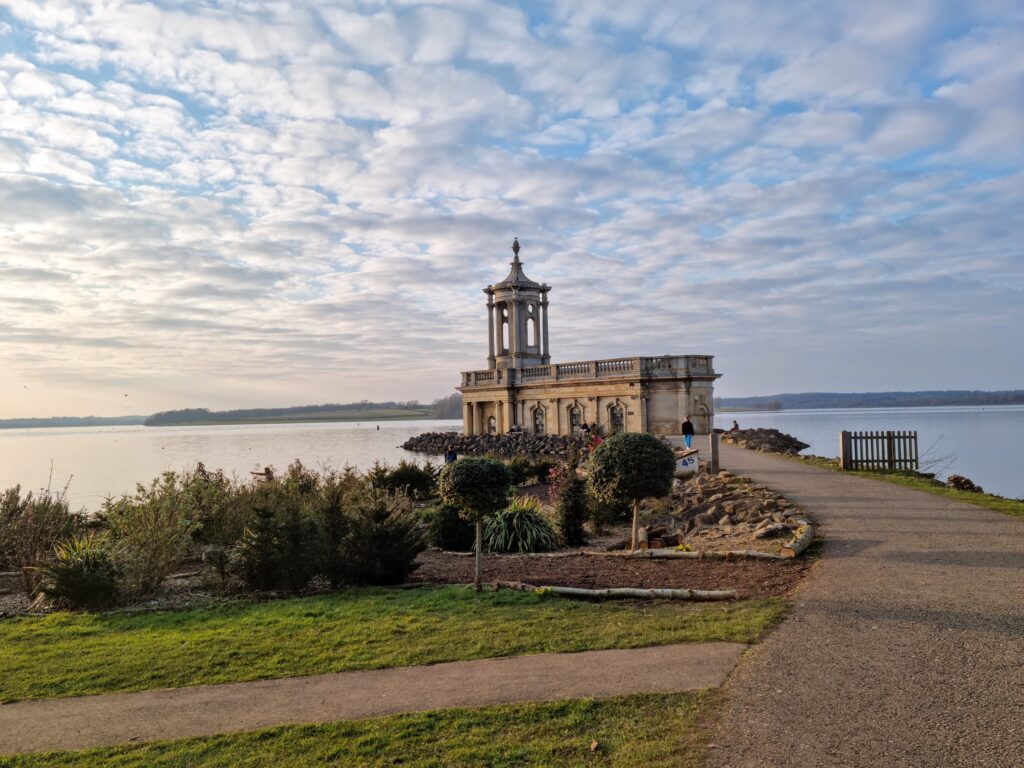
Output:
[
  {"xmin": 587, "ymin": 433, "xmax": 676, "ymax": 552},
  {"xmin": 438, "ymin": 458, "xmax": 513, "ymax": 590}
]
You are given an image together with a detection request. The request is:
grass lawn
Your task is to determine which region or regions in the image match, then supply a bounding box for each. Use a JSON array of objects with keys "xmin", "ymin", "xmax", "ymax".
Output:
[
  {"xmin": 0, "ymin": 586, "xmax": 785, "ymax": 702},
  {"xmin": 794, "ymin": 455, "xmax": 1024, "ymax": 518},
  {"xmin": 0, "ymin": 692, "xmax": 711, "ymax": 767}
]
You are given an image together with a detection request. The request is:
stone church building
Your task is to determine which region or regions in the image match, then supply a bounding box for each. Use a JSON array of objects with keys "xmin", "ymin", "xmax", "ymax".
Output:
[{"xmin": 459, "ymin": 239, "xmax": 720, "ymax": 437}]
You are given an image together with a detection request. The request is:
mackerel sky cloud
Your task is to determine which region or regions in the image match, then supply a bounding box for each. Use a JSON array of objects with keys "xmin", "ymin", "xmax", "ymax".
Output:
[{"xmin": 0, "ymin": 0, "xmax": 1021, "ymax": 417}]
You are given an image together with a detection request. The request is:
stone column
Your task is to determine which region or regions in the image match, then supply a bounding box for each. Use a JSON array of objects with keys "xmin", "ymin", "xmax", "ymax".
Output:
[
  {"xmin": 487, "ymin": 297, "xmax": 495, "ymax": 368},
  {"xmin": 475, "ymin": 402, "xmax": 484, "ymax": 435},
  {"xmin": 463, "ymin": 402, "xmax": 473, "ymax": 435},
  {"xmin": 508, "ymin": 292, "xmax": 518, "ymax": 367},
  {"xmin": 540, "ymin": 296, "xmax": 550, "ymax": 363}
]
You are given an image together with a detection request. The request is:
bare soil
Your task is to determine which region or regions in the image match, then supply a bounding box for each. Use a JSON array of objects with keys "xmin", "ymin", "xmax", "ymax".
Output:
[{"xmin": 410, "ymin": 550, "xmax": 811, "ymax": 599}]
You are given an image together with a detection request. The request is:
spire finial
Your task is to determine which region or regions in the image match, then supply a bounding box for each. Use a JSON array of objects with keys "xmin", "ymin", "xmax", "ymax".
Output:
[{"xmin": 511, "ymin": 236, "xmax": 520, "ymax": 261}]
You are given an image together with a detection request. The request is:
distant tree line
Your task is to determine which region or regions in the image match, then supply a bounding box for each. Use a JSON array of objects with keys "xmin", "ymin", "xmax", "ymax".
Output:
[
  {"xmin": 144, "ymin": 395, "xmax": 464, "ymax": 426},
  {"xmin": 0, "ymin": 416, "xmax": 145, "ymax": 430},
  {"xmin": 715, "ymin": 390, "xmax": 1024, "ymax": 411}
]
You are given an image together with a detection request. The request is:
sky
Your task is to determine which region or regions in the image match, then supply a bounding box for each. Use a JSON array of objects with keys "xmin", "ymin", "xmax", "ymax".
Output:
[{"xmin": 0, "ymin": 0, "xmax": 1022, "ymax": 418}]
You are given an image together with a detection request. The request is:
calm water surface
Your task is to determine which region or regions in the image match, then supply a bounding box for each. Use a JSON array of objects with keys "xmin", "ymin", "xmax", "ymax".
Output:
[
  {"xmin": 0, "ymin": 420, "xmax": 461, "ymax": 512},
  {"xmin": 2, "ymin": 407, "xmax": 1022, "ymax": 511},
  {"xmin": 715, "ymin": 405, "xmax": 1024, "ymax": 499}
]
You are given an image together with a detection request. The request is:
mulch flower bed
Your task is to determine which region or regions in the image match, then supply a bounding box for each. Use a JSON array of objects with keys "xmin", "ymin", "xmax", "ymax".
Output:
[{"xmin": 410, "ymin": 550, "xmax": 811, "ymax": 600}]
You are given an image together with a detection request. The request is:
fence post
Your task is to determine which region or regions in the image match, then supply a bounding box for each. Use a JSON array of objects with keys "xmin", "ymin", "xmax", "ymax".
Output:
[
  {"xmin": 886, "ymin": 431, "xmax": 896, "ymax": 470},
  {"xmin": 709, "ymin": 432, "xmax": 720, "ymax": 473},
  {"xmin": 840, "ymin": 431, "xmax": 852, "ymax": 470}
]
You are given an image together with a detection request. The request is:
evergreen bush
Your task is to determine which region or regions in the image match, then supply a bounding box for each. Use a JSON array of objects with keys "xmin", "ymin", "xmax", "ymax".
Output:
[
  {"xmin": 334, "ymin": 489, "xmax": 426, "ymax": 585},
  {"xmin": 232, "ymin": 494, "xmax": 281, "ymax": 591},
  {"xmin": 554, "ymin": 461, "xmax": 588, "ymax": 546},
  {"xmin": 425, "ymin": 501, "xmax": 475, "ymax": 551}
]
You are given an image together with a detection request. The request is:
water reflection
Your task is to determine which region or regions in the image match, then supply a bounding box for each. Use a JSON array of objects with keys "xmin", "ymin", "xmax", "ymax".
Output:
[{"xmin": 0, "ymin": 420, "xmax": 459, "ymax": 512}]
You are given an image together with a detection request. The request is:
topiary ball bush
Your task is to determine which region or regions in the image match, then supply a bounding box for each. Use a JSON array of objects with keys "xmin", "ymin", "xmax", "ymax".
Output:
[
  {"xmin": 438, "ymin": 458, "xmax": 514, "ymax": 521},
  {"xmin": 587, "ymin": 432, "xmax": 676, "ymax": 506}
]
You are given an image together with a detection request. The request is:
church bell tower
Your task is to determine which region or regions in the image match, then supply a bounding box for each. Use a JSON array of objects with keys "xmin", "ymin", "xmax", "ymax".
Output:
[{"xmin": 484, "ymin": 238, "xmax": 551, "ymax": 370}]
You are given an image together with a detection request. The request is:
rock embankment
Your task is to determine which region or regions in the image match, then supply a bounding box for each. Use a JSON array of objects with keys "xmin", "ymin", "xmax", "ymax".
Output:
[
  {"xmin": 720, "ymin": 428, "xmax": 809, "ymax": 455},
  {"xmin": 402, "ymin": 431, "xmax": 587, "ymax": 458}
]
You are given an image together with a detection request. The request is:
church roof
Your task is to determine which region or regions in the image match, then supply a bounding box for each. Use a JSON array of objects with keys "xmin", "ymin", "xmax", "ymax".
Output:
[{"xmin": 493, "ymin": 237, "xmax": 542, "ymax": 290}]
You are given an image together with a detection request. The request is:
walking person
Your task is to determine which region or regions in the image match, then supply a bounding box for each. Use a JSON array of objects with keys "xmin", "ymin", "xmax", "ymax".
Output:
[{"xmin": 681, "ymin": 415, "xmax": 695, "ymax": 449}]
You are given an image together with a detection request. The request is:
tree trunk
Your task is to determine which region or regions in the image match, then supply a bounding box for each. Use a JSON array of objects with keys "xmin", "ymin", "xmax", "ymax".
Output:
[
  {"xmin": 630, "ymin": 498, "xmax": 640, "ymax": 552},
  {"xmin": 474, "ymin": 519, "xmax": 483, "ymax": 591}
]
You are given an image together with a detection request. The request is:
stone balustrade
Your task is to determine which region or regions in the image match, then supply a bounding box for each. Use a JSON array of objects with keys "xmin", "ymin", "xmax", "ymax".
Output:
[{"xmin": 460, "ymin": 355, "xmax": 715, "ymax": 389}]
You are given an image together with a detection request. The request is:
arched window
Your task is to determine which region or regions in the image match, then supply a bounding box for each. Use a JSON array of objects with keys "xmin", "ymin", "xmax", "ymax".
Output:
[
  {"xmin": 533, "ymin": 407, "xmax": 545, "ymax": 435},
  {"xmin": 527, "ymin": 303, "xmax": 537, "ymax": 347},
  {"xmin": 609, "ymin": 404, "xmax": 625, "ymax": 434},
  {"xmin": 568, "ymin": 405, "xmax": 582, "ymax": 432}
]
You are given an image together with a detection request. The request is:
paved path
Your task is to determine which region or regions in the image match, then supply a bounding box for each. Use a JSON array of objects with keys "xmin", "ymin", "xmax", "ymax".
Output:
[
  {"xmin": 710, "ymin": 443, "xmax": 1024, "ymax": 768},
  {"xmin": 0, "ymin": 641, "xmax": 744, "ymax": 754}
]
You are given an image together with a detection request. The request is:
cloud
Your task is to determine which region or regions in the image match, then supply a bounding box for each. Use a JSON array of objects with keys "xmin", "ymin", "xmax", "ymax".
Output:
[{"xmin": 0, "ymin": 0, "xmax": 1021, "ymax": 417}]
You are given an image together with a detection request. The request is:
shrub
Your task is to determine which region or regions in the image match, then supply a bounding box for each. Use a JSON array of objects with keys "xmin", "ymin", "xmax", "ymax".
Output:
[
  {"xmin": 507, "ymin": 456, "xmax": 534, "ymax": 485},
  {"xmin": 310, "ymin": 468, "xmax": 363, "ymax": 588},
  {"xmin": 33, "ymin": 533, "xmax": 119, "ymax": 610},
  {"xmin": 588, "ymin": 433, "xmax": 676, "ymax": 551},
  {"xmin": 0, "ymin": 486, "xmax": 84, "ymax": 594},
  {"xmin": 379, "ymin": 460, "xmax": 437, "ymax": 500},
  {"xmin": 232, "ymin": 494, "xmax": 281, "ymax": 591},
  {"xmin": 484, "ymin": 496, "xmax": 559, "ymax": 553},
  {"xmin": 425, "ymin": 501, "xmax": 475, "ymax": 551},
  {"xmin": 438, "ymin": 458, "xmax": 513, "ymax": 589},
  {"xmin": 182, "ymin": 465, "xmax": 250, "ymax": 548},
  {"xmin": 554, "ymin": 460, "xmax": 589, "ymax": 546},
  {"xmin": 533, "ymin": 459, "xmax": 558, "ymax": 484},
  {"xmin": 103, "ymin": 472, "xmax": 198, "ymax": 597},
  {"xmin": 334, "ymin": 489, "xmax": 426, "ymax": 585}
]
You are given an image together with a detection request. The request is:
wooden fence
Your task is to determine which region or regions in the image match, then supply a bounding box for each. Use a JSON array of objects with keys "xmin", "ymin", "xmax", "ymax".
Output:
[{"xmin": 840, "ymin": 430, "xmax": 918, "ymax": 471}]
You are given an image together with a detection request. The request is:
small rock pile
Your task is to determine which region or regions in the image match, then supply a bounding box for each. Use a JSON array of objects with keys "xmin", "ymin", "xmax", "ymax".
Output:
[
  {"xmin": 721, "ymin": 428, "xmax": 809, "ymax": 455},
  {"xmin": 403, "ymin": 431, "xmax": 587, "ymax": 458},
  {"xmin": 946, "ymin": 474, "xmax": 984, "ymax": 493},
  {"xmin": 621, "ymin": 471, "xmax": 807, "ymax": 552}
]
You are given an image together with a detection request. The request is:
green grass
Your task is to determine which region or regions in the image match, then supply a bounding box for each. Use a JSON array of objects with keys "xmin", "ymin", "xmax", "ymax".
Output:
[
  {"xmin": 0, "ymin": 692, "xmax": 712, "ymax": 767},
  {"xmin": 0, "ymin": 587, "xmax": 785, "ymax": 702},
  {"xmin": 794, "ymin": 455, "xmax": 1024, "ymax": 518}
]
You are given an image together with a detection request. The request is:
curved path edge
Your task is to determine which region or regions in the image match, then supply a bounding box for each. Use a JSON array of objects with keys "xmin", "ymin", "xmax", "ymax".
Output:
[{"xmin": 0, "ymin": 641, "xmax": 745, "ymax": 754}]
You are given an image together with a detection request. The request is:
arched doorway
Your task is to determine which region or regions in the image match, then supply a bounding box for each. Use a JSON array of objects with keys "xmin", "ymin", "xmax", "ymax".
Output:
[{"xmin": 533, "ymin": 407, "xmax": 545, "ymax": 434}]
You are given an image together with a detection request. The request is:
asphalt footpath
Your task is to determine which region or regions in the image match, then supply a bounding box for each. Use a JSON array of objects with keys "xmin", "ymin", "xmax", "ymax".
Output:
[{"xmin": 709, "ymin": 442, "xmax": 1024, "ymax": 768}]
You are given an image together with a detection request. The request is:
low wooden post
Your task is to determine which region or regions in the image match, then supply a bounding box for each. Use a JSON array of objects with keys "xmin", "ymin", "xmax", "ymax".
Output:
[
  {"xmin": 709, "ymin": 432, "xmax": 720, "ymax": 473},
  {"xmin": 840, "ymin": 431, "xmax": 852, "ymax": 470}
]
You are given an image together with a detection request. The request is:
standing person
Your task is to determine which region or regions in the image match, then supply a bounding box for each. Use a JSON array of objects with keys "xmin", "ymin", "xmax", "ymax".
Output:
[
  {"xmin": 681, "ymin": 415, "xmax": 695, "ymax": 449},
  {"xmin": 444, "ymin": 444, "xmax": 458, "ymax": 464},
  {"xmin": 580, "ymin": 421, "xmax": 591, "ymax": 435}
]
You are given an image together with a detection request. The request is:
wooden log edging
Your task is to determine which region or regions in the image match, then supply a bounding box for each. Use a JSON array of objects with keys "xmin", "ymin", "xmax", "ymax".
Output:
[
  {"xmin": 781, "ymin": 520, "xmax": 815, "ymax": 558},
  {"xmin": 492, "ymin": 580, "xmax": 737, "ymax": 602}
]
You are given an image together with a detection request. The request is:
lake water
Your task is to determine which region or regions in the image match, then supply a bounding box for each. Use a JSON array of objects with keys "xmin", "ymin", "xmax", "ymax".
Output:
[
  {"xmin": 1, "ymin": 406, "xmax": 1021, "ymax": 511},
  {"xmin": 714, "ymin": 405, "xmax": 1024, "ymax": 499},
  {"xmin": 0, "ymin": 420, "xmax": 461, "ymax": 512}
]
